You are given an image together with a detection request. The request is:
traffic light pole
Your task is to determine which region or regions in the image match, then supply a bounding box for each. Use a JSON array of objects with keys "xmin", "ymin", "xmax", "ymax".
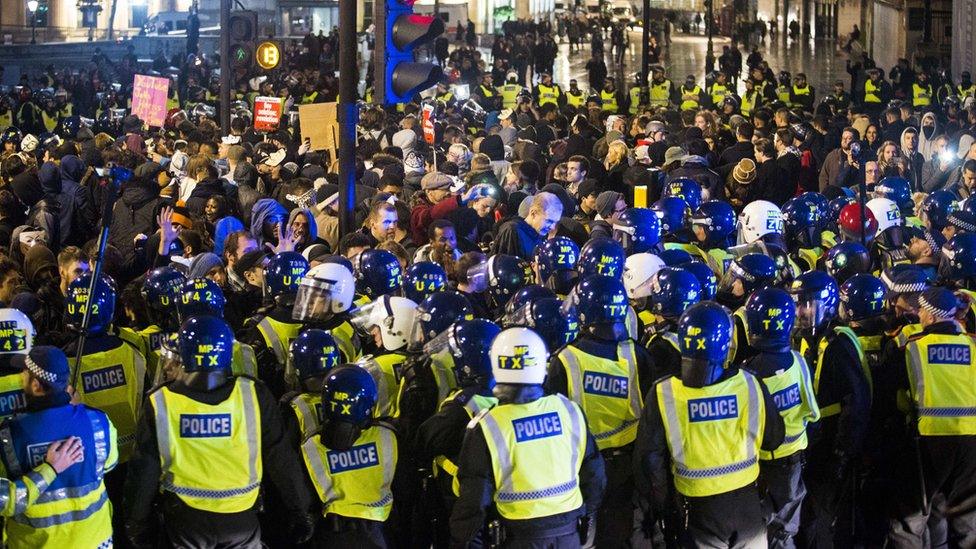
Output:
[
  {"xmin": 219, "ymin": 0, "xmax": 231, "ymax": 132},
  {"xmin": 338, "ymin": 0, "xmax": 358, "ymax": 237}
]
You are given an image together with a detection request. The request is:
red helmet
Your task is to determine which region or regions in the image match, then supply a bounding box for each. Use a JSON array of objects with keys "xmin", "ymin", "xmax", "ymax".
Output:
[{"xmin": 838, "ymin": 203, "xmax": 878, "ymax": 241}]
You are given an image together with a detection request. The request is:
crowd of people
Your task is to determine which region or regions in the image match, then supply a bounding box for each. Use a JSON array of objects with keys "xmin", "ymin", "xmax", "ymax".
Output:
[{"xmin": 0, "ymin": 13, "xmax": 973, "ymax": 549}]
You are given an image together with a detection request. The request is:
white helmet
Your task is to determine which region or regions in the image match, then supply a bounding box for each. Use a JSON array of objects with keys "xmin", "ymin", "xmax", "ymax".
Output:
[
  {"xmin": 0, "ymin": 308, "xmax": 34, "ymax": 355},
  {"xmin": 351, "ymin": 295, "xmax": 417, "ymax": 351},
  {"xmin": 866, "ymin": 197, "xmax": 903, "ymax": 235},
  {"xmin": 622, "ymin": 253, "xmax": 666, "ymax": 299},
  {"xmin": 737, "ymin": 200, "xmax": 783, "ymax": 245},
  {"xmin": 490, "ymin": 327, "xmax": 548, "ymax": 385},
  {"xmin": 292, "ymin": 262, "xmax": 356, "ymax": 321}
]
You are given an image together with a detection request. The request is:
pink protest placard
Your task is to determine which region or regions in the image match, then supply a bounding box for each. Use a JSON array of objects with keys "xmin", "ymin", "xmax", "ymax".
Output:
[{"xmin": 131, "ymin": 74, "xmax": 170, "ymax": 128}]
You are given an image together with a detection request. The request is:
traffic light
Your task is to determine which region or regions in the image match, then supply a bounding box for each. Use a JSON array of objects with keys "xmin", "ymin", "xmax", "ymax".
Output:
[
  {"xmin": 228, "ymin": 11, "xmax": 258, "ymax": 71},
  {"xmin": 374, "ymin": 0, "xmax": 445, "ymax": 105}
]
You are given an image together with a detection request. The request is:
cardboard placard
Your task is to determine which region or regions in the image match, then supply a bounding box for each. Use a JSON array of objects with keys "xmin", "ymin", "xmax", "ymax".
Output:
[
  {"xmin": 130, "ymin": 74, "xmax": 169, "ymax": 128},
  {"xmin": 421, "ymin": 103, "xmax": 436, "ymax": 145},
  {"xmin": 298, "ymin": 102, "xmax": 338, "ymax": 156},
  {"xmin": 254, "ymin": 96, "xmax": 283, "ymax": 132}
]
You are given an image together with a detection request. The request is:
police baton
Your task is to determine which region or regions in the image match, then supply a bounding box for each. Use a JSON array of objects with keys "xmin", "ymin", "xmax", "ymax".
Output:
[{"xmin": 70, "ymin": 164, "xmax": 128, "ymax": 390}]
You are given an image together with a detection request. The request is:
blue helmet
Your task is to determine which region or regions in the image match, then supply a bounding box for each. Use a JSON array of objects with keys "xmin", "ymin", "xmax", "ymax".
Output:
[
  {"xmin": 664, "ymin": 177, "xmax": 703, "ymax": 210},
  {"xmin": 659, "ymin": 248, "xmax": 694, "ymax": 267},
  {"xmin": 143, "ymin": 266, "xmax": 186, "ymax": 315},
  {"xmin": 787, "ymin": 271, "xmax": 839, "ymax": 336},
  {"xmin": 718, "ymin": 253, "xmax": 777, "ymax": 304},
  {"xmin": 518, "ymin": 297, "xmax": 580, "ymax": 352},
  {"xmin": 828, "ymin": 196, "xmax": 856, "ymax": 228},
  {"xmin": 448, "ymin": 319, "xmax": 502, "ymax": 386},
  {"xmin": 649, "ymin": 267, "xmax": 701, "ymax": 319},
  {"xmin": 266, "ymin": 252, "xmax": 310, "ymax": 298},
  {"xmin": 402, "ymin": 261, "xmax": 447, "ymax": 303},
  {"xmin": 504, "ymin": 285, "xmax": 556, "ymax": 316},
  {"xmin": 178, "ymin": 278, "xmax": 226, "ymax": 321},
  {"xmin": 651, "ymin": 197, "xmax": 690, "ymax": 238},
  {"xmin": 65, "ymin": 274, "xmax": 117, "ymax": 336},
  {"xmin": 484, "ymin": 254, "xmax": 533, "ymax": 309},
  {"xmin": 839, "ymin": 274, "xmax": 887, "ymax": 322},
  {"xmin": 408, "ymin": 291, "xmax": 474, "ymax": 348},
  {"xmin": 691, "ymin": 201, "xmax": 736, "ymax": 247},
  {"xmin": 533, "ymin": 237, "xmax": 580, "ymax": 291},
  {"xmin": 876, "ymin": 176, "xmax": 914, "ymax": 214},
  {"xmin": 677, "ymin": 302, "xmax": 734, "ymax": 387},
  {"xmin": 354, "ymin": 249, "xmax": 402, "ymax": 299},
  {"xmin": 824, "ymin": 241, "xmax": 871, "ymax": 284},
  {"xmin": 782, "ymin": 196, "xmax": 822, "ymax": 248},
  {"xmin": 744, "ymin": 287, "xmax": 796, "ymax": 351},
  {"xmin": 613, "ymin": 207, "xmax": 662, "ymax": 254},
  {"xmin": 291, "ymin": 329, "xmax": 341, "ymax": 381},
  {"xmin": 677, "ymin": 261, "xmax": 718, "ymax": 300},
  {"xmin": 569, "ymin": 275, "xmax": 629, "ymax": 340},
  {"xmin": 796, "ymin": 192, "xmax": 830, "ymax": 229},
  {"xmin": 320, "ymin": 365, "xmax": 377, "ymax": 425},
  {"xmin": 920, "ymin": 191, "xmax": 958, "ymax": 232},
  {"xmin": 578, "ymin": 238, "xmax": 625, "ymax": 279},
  {"xmin": 940, "ymin": 233, "xmax": 976, "ymax": 284},
  {"xmin": 178, "ymin": 315, "xmax": 234, "ymax": 372}
]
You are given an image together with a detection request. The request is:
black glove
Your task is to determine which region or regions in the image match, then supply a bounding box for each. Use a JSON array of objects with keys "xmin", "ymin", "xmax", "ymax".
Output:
[
  {"xmin": 289, "ymin": 512, "xmax": 316, "ymax": 545},
  {"xmin": 125, "ymin": 520, "xmax": 157, "ymax": 549}
]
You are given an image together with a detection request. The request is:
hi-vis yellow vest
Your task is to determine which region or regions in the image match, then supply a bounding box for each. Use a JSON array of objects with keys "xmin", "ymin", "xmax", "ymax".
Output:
[
  {"xmin": 601, "ymin": 90, "xmax": 619, "ymax": 112},
  {"xmin": 360, "ymin": 353, "xmax": 406, "ymax": 418},
  {"xmin": 741, "ymin": 90, "xmax": 758, "ymax": 116},
  {"xmin": 864, "ymin": 79, "xmax": 882, "ymax": 103},
  {"xmin": 566, "ymin": 90, "xmax": 585, "ymax": 107},
  {"xmin": 0, "ymin": 372, "xmax": 25, "ymax": 420},
  {"xmin": 650, "ymin": 80, "xmax": 671, "ymax": 108},
  {"xmin": 656, "ymin": 370, "xmax": 764, "ymax": 497},
  {"xmin": 75, "ymin": 339, "xmax": 147, "ymax": 462},
  {"xmin": 476, "ymin": 394, "xmax": 586, "ymax": 519},
  {"xmin": 256, "ymin": 316, "xmax": 303, "ymax": 386},
  {"xmin": 798, "ymin": 326, "xmax": 870, "ymax": 418},
  {"xmin": 499, "ymin": 84, "xmax": 522, "ymax": 109},
  {"xmin": 755, "ymin": 351, "xmax": 819, "ymax": 460},
  {"xmin": 41, "ymin": 111, "xmax": 58, "ymax": 132},
  {"xmin": 434, "ymin": 390, "xmax": 497, "ymax": 496},
  {"xmin": 537, "ymin": 84, "xmax": 560, "ymax": 106},
  {"xmin": 912, "ymin": 83, "xmax": 932, "ymax": 107},
  {"xmin": 232, "ymin": 341, "xmax": 257, "ymax": 378},
  {"xmin": 290, "ymin": 392, "xmax": 322, "ymax": 439},
  {"xmin": 905, "ymin": 332, "xmax": 976, "ymax": 436},
  {"xmin": 557, "ymin": 341, "xmax": 642, "ymax": 449},
  {"xmin": 710, "ymin": 83, "xmax": 729, "ymax": 106},
  {"xmin": 150, "ymin": 377, "xmax": 262, "ymax": 513},
  {"xmin": 629, "ymin": 86, "xmax": 642, "ymax": 114},
  {"xmin": 302, "ymin": 423, "xmax": 397, "ymax": 521},
  {"xmin": 331, "ymin": 320, "xmax": 362, "ymax": 365},
  {"xmin": 680, "ymin": 85, "xmax": 702, "ymax": 111},
  {"xmin": 792, "ymin": 85, "xmax": 811, "ymax": 107}
]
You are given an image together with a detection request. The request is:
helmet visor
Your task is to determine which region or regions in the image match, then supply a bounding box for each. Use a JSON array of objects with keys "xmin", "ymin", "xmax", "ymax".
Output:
[
  {"xmin": 350, "ymin": 299, "xmax": 385, "ymax": 334},
  {"xmin": 422, "ymin": 324, "xmax": 460, "ymax": 357},
  {"xmin": 407, "ymin": 307, "xmax": 436, "ymax": 349},
  {"xmin": 292, "ymin": 277, "xmax": 343, "ymax": 322},
  {"xmin": 612, "ymin": 224, "xmax": 637, "ymax": 252},
  {"xmin": 498, "ymin": 302, "xmax": 534, "ymax": 329},
  {"xmin": 717, "ymin": 263, "xmax": 748, "ymax": 298},
  {"xmin": 466, "ymin": 262, "xmax": 489, "ymax": 294},
  {"xmin": 793, "ymin": 294, "xmax": 830, "ymax": 333}
]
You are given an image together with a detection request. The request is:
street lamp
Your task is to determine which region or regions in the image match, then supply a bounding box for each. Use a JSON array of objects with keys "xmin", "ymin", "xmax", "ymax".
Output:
[
  {"xmin": 704, "ymin": 0, "xmax": 714, "ymax": 73},
  {"xmin": 27, "ymin": 0, "xmax": 38, "ymax": 45}
]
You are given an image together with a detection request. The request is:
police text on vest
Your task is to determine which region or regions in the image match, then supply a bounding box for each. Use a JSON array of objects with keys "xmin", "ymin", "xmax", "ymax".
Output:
[
  {"xmin": 512, "ymin": 412, "xmax": 563, "ymax": 442},
  {"xmin": 179, "ymin": 413, "xmax": 232, "ymax": 438},
  {"xmin": 688, "ymin": 395, "xmax": 739, "ymax": 422}
]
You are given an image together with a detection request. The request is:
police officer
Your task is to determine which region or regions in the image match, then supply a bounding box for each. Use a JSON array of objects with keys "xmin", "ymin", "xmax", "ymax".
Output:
[
  {"xmin": 397, "ymin": 291, "xmax": 474, "ymax": 440},
  {"xmin": 679, "ymin": 75, "xmax": 705, "ymax": 112},
  {"xmin": 124, "ymin": 315, "xmax": 314, "ymax": 546},
  {"xmin": 776, "ymin": 71, "xmax": 793, "ymax": 105},
  {"xmin": 451, "ymin": 327, "xmax": 607, "ymax": 547},
  {"xmin": 137, "ymin": 266, "xmax": 186, "ymax": 383},
  {"xmin": 352, "ymin": 295, "xmax": 417, "ymax": 417},
  {"xmin": 741, "ymin": 78, "xmax": 763, "ymax": 116},
  {"xmin": 742, "ymin": 288, "xmax": 820, "ymax": 548},
  {"xmin": 294, "ymin": 261, "xmax": 362, "ymax": 365},
  {"xmin": 938, "ymin": 233, "xmax": 976, "ymax": 331},
  {"xmin": 783, "ymin": 195, "xmax": 825, "ymax": 272},
  {"xmin": 860, "ymin": 68, "xmax": 891, "ymax": 116},
  {"xmin": 548, "ymin": 275, "xmax": 653, "ymax": 546},
  {"xmin": 0, "ymin": 309, "xmax": 34, "ymax": 421},
  {"xmin": 565, "ymin": 79, "xmax": 586, "ymax": 108},
  {"xmin": 690, "ymin": 200, "xmax": 738, "ymax": 276},
  {"xmin": 497, "ymin": 71, "xmax": 523, "ymax": 110},
  {"xmin": 533, "ymin": 72, "xmax": 563, "ymax": 108},
  {"xmin": 622, "ymin": 252, "xmax": 666, "ymax": 334},
  {"xmin": 648, "ymin": 66, "xmax": 674, "ymax": 110},
  {"xmin": 887, "ymin": 287, "xmax": 976, "ymax": 547},
  {"xmin": 790, "ymin": 73, "xmax": 816, "ymax": 111},
  {"xmin": 241, "ymin": 251, "xmax": 310, "ymax": 397},
  {"xmin": 414, "ymin": 319, "xmax": 501, "ymax": 547},
  {"xmin": 912, "ymin": 71, "xmax": 933, "ymax": 110},
  {"xmin": 178, "ymin": 277, "xmax": 258, "ymax": 379},
  {"xmin": 824, "ymin": 241, "xmax": 873, "ymax": 284},
  {"xmin": 0, "ymin": 346, "xmax": 118, "ymax": 547},
  {"xmin": 642, "ymin": 267, "xmax": 701, "ymax": 380},
  {"xmin": 403, "ymin": 261, "xmax": 448, "ymax": 304},
  {"xmin": 533, "ymin": 236, "xmax": 580, "ymax": 297},
  {"xmin": 282, "ymin": 329, "xmax": 341, "ymax": 445},
  {"xmin": 866, "ymin": 197, "xmax": 911, "ymax": 273},
  {"xmin": 354, "ymin": 249, "xmax": 403, "ymax": 301},
  {"xmin": 633, "ymin": 302, "xmax": 784, "ymax": 547},
  {"xmin": 600, "ymin": 77, "xmax": 622, "ymax": 114},
  {"xmin": 788, "ymin": 272, "xmax": 872, "ymax": 548},
  {"xmin": 434, "ymin": 80, "xmax": 454, "ymax": 107},
  {"xmin": 300, "ymin": 365, "xmax": 403, "ymax": 547},
  {"xmin": 469, "ymin": 254, "xmax": 534, "ymax": 317},
  {"xmin": 473, "ymin": 72, "xmax": 500, "ymax": 111},
  {"xmin": 500, "ymin": 296, "xmax": 581, "ymax": 354},
  {"xmin": 710, "ymin": 70, "xmax": 732, "ymax": 109}
]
